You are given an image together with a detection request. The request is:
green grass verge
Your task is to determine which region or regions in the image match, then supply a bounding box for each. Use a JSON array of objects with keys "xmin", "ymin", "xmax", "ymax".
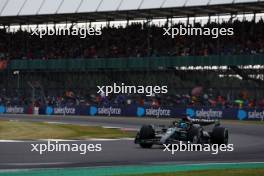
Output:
[
  {"xmin": 122, "ymin": 168, "xmax": 264, "ymax": 176},
  {"xmin": 0, "ymin": 120, "xmax": 135, "ymax": 140}
]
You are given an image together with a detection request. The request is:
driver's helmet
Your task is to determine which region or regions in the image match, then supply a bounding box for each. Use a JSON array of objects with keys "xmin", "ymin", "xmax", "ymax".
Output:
[{"xmin": 178, "ymin": 121, "xmax": 187, "ymax": 128}]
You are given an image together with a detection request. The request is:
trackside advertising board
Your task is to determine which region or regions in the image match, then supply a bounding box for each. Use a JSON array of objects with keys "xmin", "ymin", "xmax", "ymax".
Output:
[
  {"xmin": 0, "ymin": 106, "xmax": 26, "ymax": 114},
  {"xmin": 0, "ymin": 105, "xmax": 263, "ymax": 120}
]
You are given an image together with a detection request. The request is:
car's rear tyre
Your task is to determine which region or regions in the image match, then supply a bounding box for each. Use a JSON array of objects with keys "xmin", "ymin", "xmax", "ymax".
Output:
[
  {"xmin": 211, "ymin": 127, "xmax": 229, "ymax": 145},
  {"xmin": 138, "ymin": 125, "xmax": 155, "ymax": 148}
]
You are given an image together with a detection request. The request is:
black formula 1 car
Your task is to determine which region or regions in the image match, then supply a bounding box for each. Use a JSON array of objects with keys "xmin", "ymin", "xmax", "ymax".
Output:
[{"xmin": 135, "ymin": 116, "xmax": 229, "ymax": 148}]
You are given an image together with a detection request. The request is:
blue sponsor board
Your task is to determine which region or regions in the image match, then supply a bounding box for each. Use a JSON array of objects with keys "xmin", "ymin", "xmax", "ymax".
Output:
[
  {"xmin": 88, "ymin": 106, "xmax": 124, "ymax": 116},
  {"xmin": 45, "ymin": 106, "xmax": 53, "ymax": 115},
  {"xmin": 185, "ymin": 107, "xmax": 227, "ymax": 119},
  {"xmin": 44, "ymin": 106, "xmax": 76, "ymax": 115},
  {"xmin": 136, "ymin": 106, "xmax": 185, "ymax": 118},
  {"xmin": 0, "ymin": 106, "xmax": 5, "ymax": 114},
  {"xmin": 184, "ymin": 107, "xmax": 264, "ymax": 120},
  {"xmin": 0, "ymin": 106, "xmax": 26, "ymax": 114},
  {"xmin": 1, "ymin": 105, "xmax": 263, "ymax": 120},
  {"xmin": 87, "ymin": 106, "xmax": 263, "ymax": 120},
  {"xmin": 137, "ymin": 107, "xmax": 145, "ymax": 117},
  {"xmin": 87, "ymin": 105, "xmax": 137, "ymax": 117},
  {"xmin": 5, "ymin": 106, "xmax": 25, "ymax": 114},
  {"xmin": 237, "ymin": 109, "xmax": 264, "ymax": 120}
]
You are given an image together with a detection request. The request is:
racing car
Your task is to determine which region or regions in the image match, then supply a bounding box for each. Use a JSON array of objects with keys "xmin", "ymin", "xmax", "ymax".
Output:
[{"xmin": 135, "ymin": 116, "xmax": 229, "ymax": 148}]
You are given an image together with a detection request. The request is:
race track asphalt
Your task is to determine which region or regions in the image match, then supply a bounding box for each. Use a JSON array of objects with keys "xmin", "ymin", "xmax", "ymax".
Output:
[{"xmin": 0, "ymin": 114, "xmax": 264, "ymax": 169}]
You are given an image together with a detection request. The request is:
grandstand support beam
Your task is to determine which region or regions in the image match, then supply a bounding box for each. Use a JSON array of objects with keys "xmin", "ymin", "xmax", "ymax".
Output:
[
  {"xmin": 230, "ymin": 66, "xmax": 264, "ymax": 86},
  {"xmin": 165, "ymin": 17, "xmax": 172, "ymax": 27},
  {"xmin": 36, "ymin": 0, "xmax": 46, "ymax": 15},
  {"xmin": 208, "ymin": 15, "xmax": 211, "ymax": 24},
  {"xmin": 13, "ymin": 71, "xmax": 20, "ymax": 95},
  {"xmin": 187, "ymin": 15, "xmax": 190, "ymax": 25}
]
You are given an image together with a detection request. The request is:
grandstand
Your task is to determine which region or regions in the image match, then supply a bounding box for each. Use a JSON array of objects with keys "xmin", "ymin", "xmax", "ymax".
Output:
[
  {"xmin": 0, "ymin": 0, "xmax": 264, "ymax": 112},
  {"xmin": 0, "ymin": 0, "xmax": 263, "ymax": 24}
]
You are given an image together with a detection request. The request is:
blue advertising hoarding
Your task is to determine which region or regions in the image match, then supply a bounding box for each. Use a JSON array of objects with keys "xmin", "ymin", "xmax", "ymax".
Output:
[
  {"xmin": 1, "ymin": 105, "xmax": 263, "ymax": 120},
  {"xmin": 0, "ymin": 106, "xmax": 26, "ymax": 114}
]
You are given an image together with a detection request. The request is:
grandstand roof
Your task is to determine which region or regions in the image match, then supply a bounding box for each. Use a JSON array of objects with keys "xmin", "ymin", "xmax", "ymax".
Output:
[{"xmin": 0, "ymin": 0, "xmax": 264, "ymax": 25}]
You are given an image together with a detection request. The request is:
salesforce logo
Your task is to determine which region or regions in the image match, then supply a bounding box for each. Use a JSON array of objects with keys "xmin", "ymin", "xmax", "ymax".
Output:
[
  {"xmin": 137, "ymin": 107, "xmax": 171, "ymax": 117},
  {"xmin": 137, "ymin": 107, "xmax": 145, "ymax": 117},
  {"xmin": 46, "ymin": 106, "xmax": 53, "ymax": 115},
  {"xmin": 0, "ymin": 106, "xmax": 5, "ymax": 114},
  {"xmin": 90, "ymin": 106, "xmax": 97, "ymax": 116},
  {"xmin": 237, "ymin": 109, "xmax": 247, "ymax": 120},
  {"xmin": 90, "ymin": 106, "xmax": 122, "ymax": 116},
  {"xmin": 54, "ymin": 107, "xmax": 76, "ymax": 115},
  {"xmin": 186, "ymin": 108, "xmax": 195, "ymax": 118},
  {"xmin": 5, "ymin": 107, "xmax": 24, "ymax": 114},
  {"xmin": 248, "ymin": 110, "xmax": 264, "ymax": 120},
  {"xmin": 46, "ymin": 106, "xmax": 75, "ymax": 115},
  {"xmin": 186, "ymin": 108, "xmax": 222, "ymax": 119}
]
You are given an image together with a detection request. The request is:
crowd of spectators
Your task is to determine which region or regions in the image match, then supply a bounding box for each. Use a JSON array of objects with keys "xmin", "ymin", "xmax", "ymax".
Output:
[
  {"xmin": 1, "ymin": 88, "xmax": 264, "ymax": 109},
  {"xmin": 1, "ymin": 18, "xmax": 264, "ymax": 109},
  {"xmin": 0, "ymin": 19, "xmax": 264, "ymax": 60}
]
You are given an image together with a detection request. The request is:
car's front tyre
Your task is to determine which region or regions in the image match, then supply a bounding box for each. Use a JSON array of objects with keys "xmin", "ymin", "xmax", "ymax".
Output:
[
  {"xmin": 188, "ymin": 127, "xmax": 202, "ymax": 144},
  {"xmin": 137, "ymin": 125, "xmax": 155, "ymax": 148}
]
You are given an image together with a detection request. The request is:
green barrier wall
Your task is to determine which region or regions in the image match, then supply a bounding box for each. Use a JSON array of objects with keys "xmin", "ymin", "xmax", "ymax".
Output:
[{"xmin": 7, "ymin": 55, "xmax": 264, "ymax": 71}]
